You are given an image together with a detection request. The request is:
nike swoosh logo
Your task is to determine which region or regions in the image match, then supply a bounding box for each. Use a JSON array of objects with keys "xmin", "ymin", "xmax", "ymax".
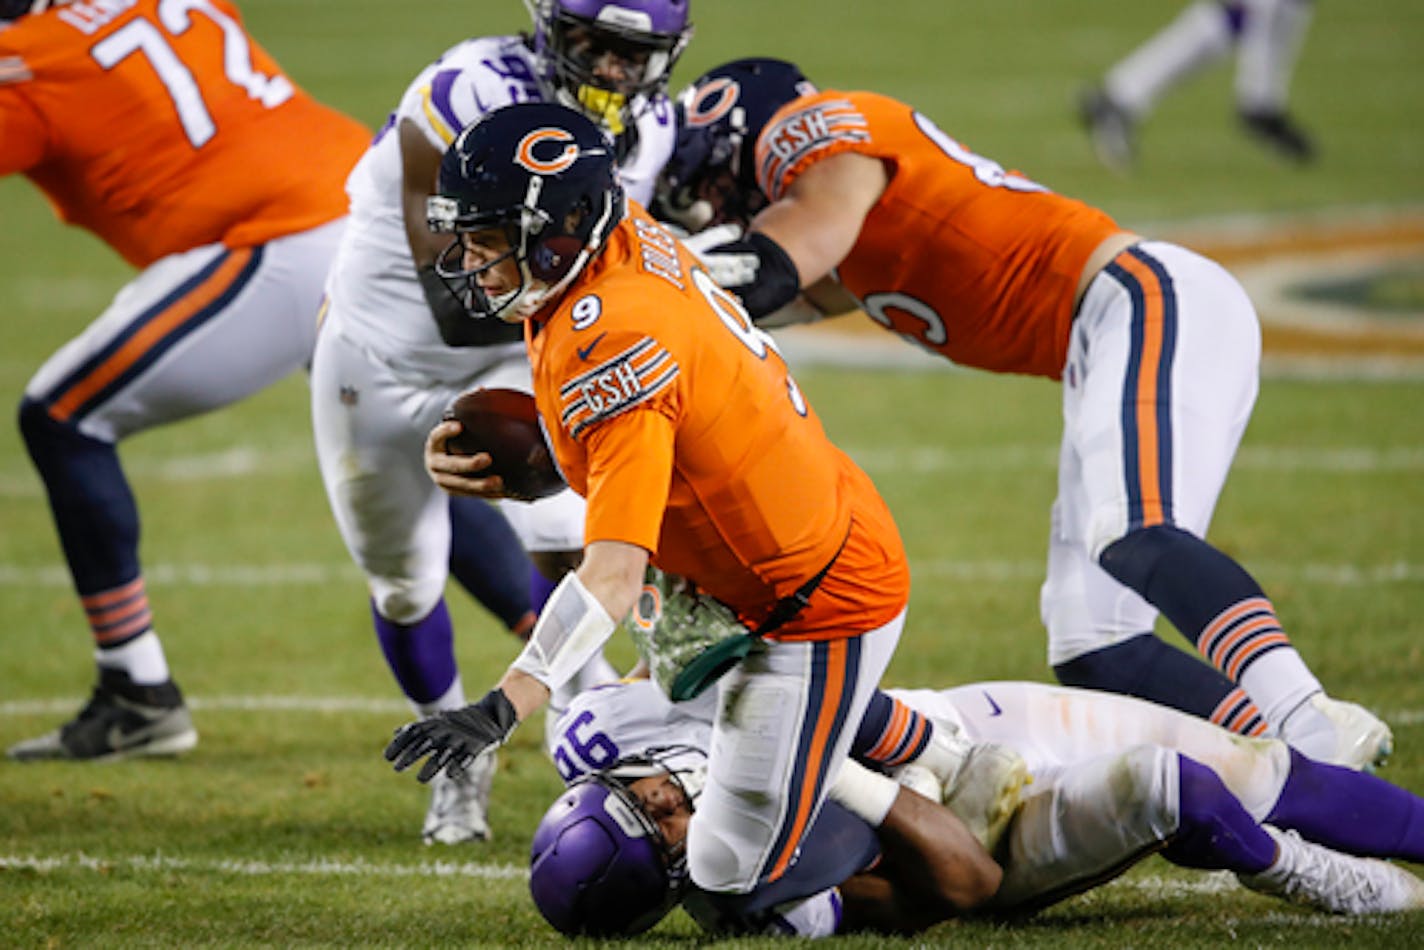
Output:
[
  {"xmin": 577, "ymin": 332, "xmax": 607, "ymax": 361},
  {"xmin": 983, "ymin": 691, "xmax": 1003, "ymax": 717}
]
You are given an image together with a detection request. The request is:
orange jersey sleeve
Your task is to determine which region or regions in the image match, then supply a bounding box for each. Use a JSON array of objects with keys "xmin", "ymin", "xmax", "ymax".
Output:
[
  {"xmin": 531, "ymin": 205, "xmax": 909, "ymax": 640},
  {"xmin": 755, "ymin": 90, "xmax": 1122, "ymax": 380},
  {"xmin": 0, "ymin": 0, "xmax": 369, "ymax": 268}
]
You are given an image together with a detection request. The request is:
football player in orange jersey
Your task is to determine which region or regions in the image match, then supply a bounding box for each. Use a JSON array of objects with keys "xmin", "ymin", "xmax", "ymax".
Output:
[
  {"xmin": 654, "ymin": 58, "xmax": 1392, "ymax": 773},
  {"xmin": 383, "ymin": 101, "xmax": 1003, "ymax": 913},
  {"xmin": 1, "ymin": 0, "xmax": 540, "ymax": 764}
]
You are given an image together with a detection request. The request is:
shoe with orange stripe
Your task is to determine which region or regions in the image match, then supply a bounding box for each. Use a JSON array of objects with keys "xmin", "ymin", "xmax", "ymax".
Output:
[{"xmin": 7, "ymin": 668, "xmax": 197, "ymax": 762}]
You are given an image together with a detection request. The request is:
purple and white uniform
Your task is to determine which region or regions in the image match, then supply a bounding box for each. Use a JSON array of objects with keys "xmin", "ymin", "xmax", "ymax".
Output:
[
  {"xmin": 552, "ymin": 678, "xmax": 1297, "ymax": 934},
  {"xmin": 310, "ymin": 34, "xmax": 676, "ymax": 624}
]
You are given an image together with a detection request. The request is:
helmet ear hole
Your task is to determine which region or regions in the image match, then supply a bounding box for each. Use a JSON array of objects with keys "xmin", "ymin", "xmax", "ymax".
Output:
[{"xmin": 529, "ymin": 234, "xmax": 586, "ymax": 283}]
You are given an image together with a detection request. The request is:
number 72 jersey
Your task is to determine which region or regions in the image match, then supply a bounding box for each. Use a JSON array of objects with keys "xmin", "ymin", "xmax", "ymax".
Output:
[{"xmin": 0, "ymin": 0, "xmax": 369, "ymax": 268}]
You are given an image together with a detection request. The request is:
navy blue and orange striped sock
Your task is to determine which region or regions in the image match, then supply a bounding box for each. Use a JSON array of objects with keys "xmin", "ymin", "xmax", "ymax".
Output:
[{"xmin": 851, "ymin": 690, "xmax": 933, "ymax": 770}]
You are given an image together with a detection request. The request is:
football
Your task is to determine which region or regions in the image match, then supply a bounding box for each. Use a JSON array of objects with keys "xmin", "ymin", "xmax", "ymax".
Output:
[{"xmin": 441, "ymin": 387, "xmax": 566, "ymax": 501}]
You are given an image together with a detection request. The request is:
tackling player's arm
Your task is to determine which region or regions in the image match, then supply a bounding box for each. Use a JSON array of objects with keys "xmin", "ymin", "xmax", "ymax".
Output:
[
  {"xmin": 753, "ymin": 151, "xmax": 889, "ymax": 287},
  {"xmin": 839, "ymin": 783, "xmax": 1001, "ymax": 931},
  {"xmin": 400, "ymin": 118, "xmax": 448, "ymax": 270},
  {"xmin": 404, "ymin": 117, "xmax": 523, "ymax": 346},
  {"xmin": 705, "ymin": 152, "xmax": 888, "ymax": 319}
]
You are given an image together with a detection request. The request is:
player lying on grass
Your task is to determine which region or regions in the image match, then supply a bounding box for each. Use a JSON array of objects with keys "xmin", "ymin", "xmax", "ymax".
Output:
[
  {"xmin": 531, "ymin": 675, "xmax": 1424, "ymax": 937},
  {"xmin": 652, "ymin": 57, "xmax": 1392, "ymax": 772}
]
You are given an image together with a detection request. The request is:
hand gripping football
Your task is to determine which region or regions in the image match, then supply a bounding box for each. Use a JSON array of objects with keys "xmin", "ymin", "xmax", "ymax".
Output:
[{"xmin": 441, "ymin": 388, "xmax": 566, "ymax": 501}]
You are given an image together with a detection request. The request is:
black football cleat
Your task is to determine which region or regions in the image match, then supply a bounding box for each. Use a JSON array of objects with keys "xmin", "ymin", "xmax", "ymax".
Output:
[
  {"xmin": 7, "ymin": 667, "xmax": 197, "ymax": 761},
  {"xmin": 1239, "ymin": 109, "xmax": 1318, "ymax": 163}
]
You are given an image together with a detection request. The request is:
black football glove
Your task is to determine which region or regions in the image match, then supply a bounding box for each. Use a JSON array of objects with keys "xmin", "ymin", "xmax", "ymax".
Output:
[{"xmin": 384, "ymin": 687, "xmax": 518, "ymax": 783}]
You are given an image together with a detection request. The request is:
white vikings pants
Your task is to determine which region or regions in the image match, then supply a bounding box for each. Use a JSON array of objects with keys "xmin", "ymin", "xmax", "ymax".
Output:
[
  {"xmin": 25, "ymin": 220, "xmax": 345, "ymax": 442},
  {"xmin": 687, "ymin": 613, "xmax": 905, "ymax": 894},
  {"xmin": 309, "ymin": 319, "xmax": 585, "ymax": 624},
  {"xmin": 1041, "ymin": 241, "xmax": 1261, "ymax": 664},
  {"xmin": 890, "ymin": 681, "xmax": 1292, "ymax": 911}
]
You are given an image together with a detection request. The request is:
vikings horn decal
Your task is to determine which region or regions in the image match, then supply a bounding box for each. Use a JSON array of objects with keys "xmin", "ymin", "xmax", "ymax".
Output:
[{"xmin": 516, "ymin": 128, "xmax": 581, "ymax": 174}]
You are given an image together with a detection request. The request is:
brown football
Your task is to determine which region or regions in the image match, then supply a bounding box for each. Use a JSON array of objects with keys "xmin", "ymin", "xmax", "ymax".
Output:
[{"xmin": 441, "ymin": 387, "xmax": 565, "ymax": 501}]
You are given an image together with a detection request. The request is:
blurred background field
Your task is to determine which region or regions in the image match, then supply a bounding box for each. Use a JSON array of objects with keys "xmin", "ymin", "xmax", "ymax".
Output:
[{"xmin": 1, "ymin": 1, "xmax": 1421, "ymax": 946}]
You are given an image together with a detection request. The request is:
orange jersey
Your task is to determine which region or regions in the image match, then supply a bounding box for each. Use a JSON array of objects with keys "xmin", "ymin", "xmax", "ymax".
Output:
[
  {"xmin": 755, "ymin": 90, "xmax": 1122, "ymax": 380},
  {"xmin": 0, "ymin": 1, "xmax": 369, "ymax": 268},
  {"xmin": 529, "ymin": 203, "xmax": 909, "ymax": 641}
]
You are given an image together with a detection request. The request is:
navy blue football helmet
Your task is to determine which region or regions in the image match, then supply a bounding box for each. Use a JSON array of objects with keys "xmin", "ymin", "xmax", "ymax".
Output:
[
  {"xmin": 526, "ymin": 0, "xmax": 693, "ymax": 134},
  {"xmin": 1, "ymin": 0, "xmax": 55, "ymax": 19},
  {"xmin": 655, "ymin": 57, "xmax": 816, "ymax": 230},
  {"xmin": 529, "ymin": 747, "xmax": 703, "ymax": 936},
  {"xmin": 428, "ymin": 101, "xmax": 624, "ymax": 322}
]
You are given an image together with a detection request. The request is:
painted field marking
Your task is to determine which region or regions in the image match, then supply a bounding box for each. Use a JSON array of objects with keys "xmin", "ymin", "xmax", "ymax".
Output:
[
  {"xmin": 0, "ymin": 852, "xmax": 1395, "ymax": 932},
  {"xmin": 6, "ymin": 439, "xmax": 1420, "ymax": 499},
  {"xmin": 0, "ymin": 851, "xmax": 525, "ymax": 880}
]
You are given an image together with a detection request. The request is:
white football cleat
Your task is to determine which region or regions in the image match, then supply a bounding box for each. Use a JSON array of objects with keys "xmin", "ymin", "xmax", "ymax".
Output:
[
  {"xmin": 422, "ymin": 750, "xmax": 496, "ymax": 845},
  {"xmin": 893, "ymin": 715, "xmax": 1030, "ymax": 853},
  {"xmin": 1281, "ymin": 693, "xmax": 1393, "ymax": 771},
  {"xmin": 942, "ymin": 742, "xmax": 1031, "ymax": 854},
  {"xmin": 1239, "ymin": 826, "xmax": 1424, "ymax": 914}
]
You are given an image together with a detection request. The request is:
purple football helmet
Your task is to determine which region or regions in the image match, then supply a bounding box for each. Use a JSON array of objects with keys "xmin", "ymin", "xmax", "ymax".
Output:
[
  {"xmin": 655, "ymin": 57, "xmax": 816, "ymax": 230},
  {"xmin": 529, "ymin": 747, "xmax": 703, "ymax": 936},
  {"xmin": 525, "ymin": 0, "xmax": 693, "ymax": 133}
]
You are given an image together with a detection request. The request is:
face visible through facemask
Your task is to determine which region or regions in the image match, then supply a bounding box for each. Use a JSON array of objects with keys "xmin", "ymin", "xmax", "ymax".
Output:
[{"xmin": 627, "ymin": 771, "xmax": 693, "ymax": 848}]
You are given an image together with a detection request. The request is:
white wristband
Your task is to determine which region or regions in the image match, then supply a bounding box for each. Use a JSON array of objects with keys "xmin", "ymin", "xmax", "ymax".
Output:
[
  {"xmin": 828, "ymin": 759, "xmax": 900, "ymax": 827},
  {"xmin": 510, "ymin": 572, "xmax": 616, "ymax": 689}
]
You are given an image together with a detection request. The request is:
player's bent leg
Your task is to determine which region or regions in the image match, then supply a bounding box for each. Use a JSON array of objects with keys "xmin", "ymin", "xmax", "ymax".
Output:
[
  {"xmin": 446, "ymin": 494, "xmax": 536, "ymax": 637},
  {"xmin": 1053, "ymin": 632, "xmax": 1266, "ymax": 732},
  {"xmin": 1162, "ymin": 755, "xmax": 1278, "ymax": 872},
  {"xmin": 688, "ymin": 618, "xmax": 901, "ymax": 894},
  {"xmin": 683, "ymin": 801, "xmax": 880, "ymax": 934},
  {"xmin": 852, "ymin": 690, "xmax": 1028, "ymax": 852},
  {"xmin": 1264, "ymin": 749, "xmax": 1424, "ymax": 862},
  {"xmin": 1098, "ymin": 524, "xmax": 1392, "ymax": 768},
  {"xmin": 987, "ymin": 744, "xmax": 1179, "ymax": 914}
]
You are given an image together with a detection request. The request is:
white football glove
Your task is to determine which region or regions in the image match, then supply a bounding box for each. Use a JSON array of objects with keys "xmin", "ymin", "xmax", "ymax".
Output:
[{"xmin": 679, "ymin": 223, "xmax": 756, "ymax": 288}]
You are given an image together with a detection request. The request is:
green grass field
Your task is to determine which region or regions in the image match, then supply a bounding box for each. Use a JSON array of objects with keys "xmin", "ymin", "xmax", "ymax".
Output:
[{"xmin": 2, "ymin": 1, "xmax": 1422, "ymax": 946}]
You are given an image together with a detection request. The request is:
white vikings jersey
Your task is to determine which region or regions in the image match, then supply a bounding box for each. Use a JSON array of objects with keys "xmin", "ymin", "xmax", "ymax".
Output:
[
  {"xmin": 322, "ymin": 34, "xmax": 676, "ymax": 382},
  {"xmin": 548, "ymin": 678, "xmax": 716, "ymax": 783},
  {"xmin": 552, "ymin": 679, "xmax": 1293, "ymax": 931}
]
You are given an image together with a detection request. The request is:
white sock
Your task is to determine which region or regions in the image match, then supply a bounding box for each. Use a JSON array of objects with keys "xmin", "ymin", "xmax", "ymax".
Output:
[
  {"xmin": 1105, "ymin": 1, "xmax": 1236, "ymax": 117},
  {"xmin": 1235, "ymin": 648, "xmax": 1322, "ymax": 733},
  {"xmin": 1235, "ymin": 0, "xmax": 1314, "ymax": 113},
  {"xmin": 95, "ymin": 630, "xmax": 169, "ymax": 685},
  {"xmin": 414, "ymin": 676, "xmax": 466, "ymax": 717}
]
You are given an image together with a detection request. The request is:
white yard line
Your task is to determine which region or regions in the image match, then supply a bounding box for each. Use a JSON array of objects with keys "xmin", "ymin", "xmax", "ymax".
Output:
[
  {"xmin": 0, "ymin": 851, "xmax": 526, "ymax": 880},
  {"xmin": 0, "ymin": 852, "xmax": 1394, "ymax": 930},
  {"xmin": 5, "ymin": 440, "xmax": 1419, "ymax": 498}
]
